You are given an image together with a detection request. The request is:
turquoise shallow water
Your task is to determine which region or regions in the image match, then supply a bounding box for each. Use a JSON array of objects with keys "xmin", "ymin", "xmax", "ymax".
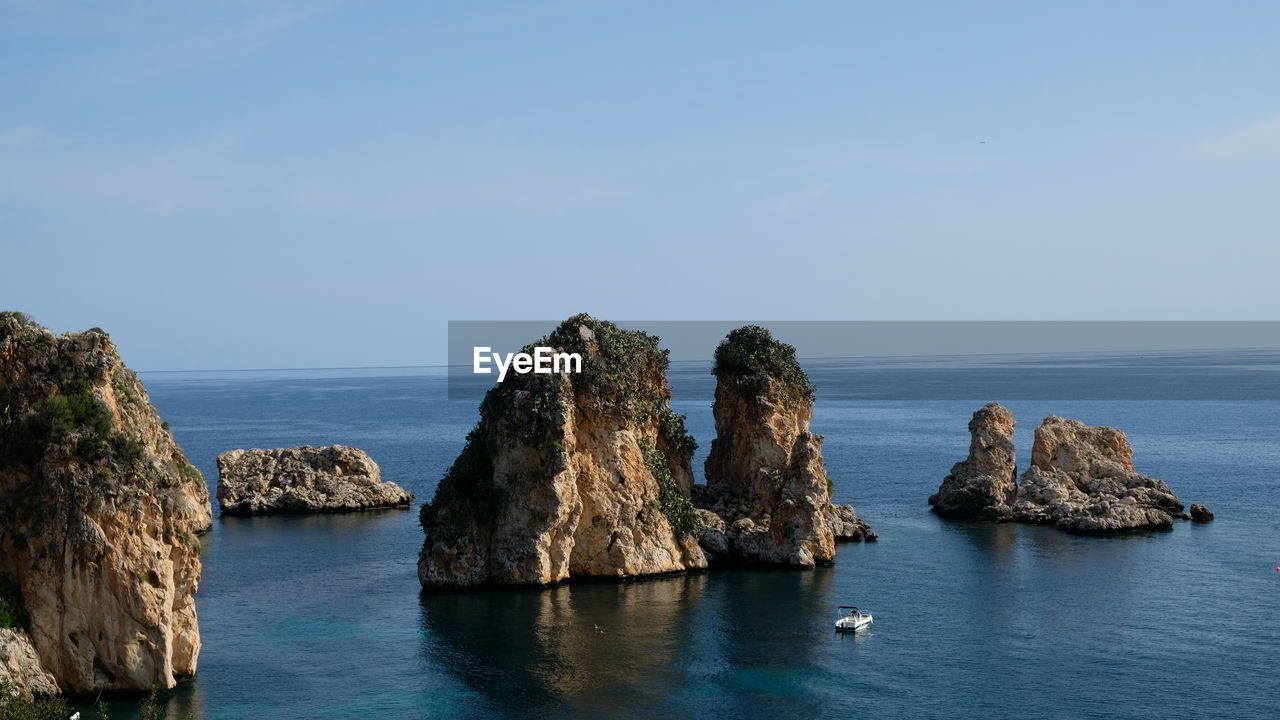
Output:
[{"xmin": 84, "ymin": 359, "xmax": 1280, "ymax": 719}]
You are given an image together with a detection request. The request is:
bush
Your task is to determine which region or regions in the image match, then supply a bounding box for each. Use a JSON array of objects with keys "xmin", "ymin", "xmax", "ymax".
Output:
[
  {"xmin": 712, "ymin": 325, "xmax": 815, "ymax": 404},
  {"xmin": 0, "ymin": 311, "xmax": 36, "ymax": 327},
  {"xmin": 638, "ymin": 438, "xmax": 702, "ymax": 537}
]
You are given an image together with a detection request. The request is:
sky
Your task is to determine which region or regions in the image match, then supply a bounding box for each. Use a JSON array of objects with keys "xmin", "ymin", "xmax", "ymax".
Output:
[{"xmin": 2, "ymin": 1, "xmax": 1278, "ymax": 370}]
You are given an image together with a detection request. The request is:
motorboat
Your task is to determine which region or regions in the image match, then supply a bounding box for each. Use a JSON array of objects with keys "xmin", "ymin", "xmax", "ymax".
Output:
[{"xmin": 834, "ymin": 605, "xmax": 873, "ymax": 632}]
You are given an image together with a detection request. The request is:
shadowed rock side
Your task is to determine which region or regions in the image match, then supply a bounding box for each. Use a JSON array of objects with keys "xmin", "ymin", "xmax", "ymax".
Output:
[
  {"xmin": 0, "ymin": 313, "xmax": 212, "ymax": 694},
  {"xmin": 1014, "ymin": 415, "xmax": 1185, "ymax": 533},
  {"xmin": 418, "ymin": 315, "xmax": 706, "ymax": 589},
  {"xmin": 217, "ymin": 445, "xmax": 413, "ymax": 514},
  {"xmin": 928, "ymin": 403, "xmax": 1018, "ymax": 520},
  {"xmin": 697, "ymin": 326, "xmax": 874, "ymax": 568}
]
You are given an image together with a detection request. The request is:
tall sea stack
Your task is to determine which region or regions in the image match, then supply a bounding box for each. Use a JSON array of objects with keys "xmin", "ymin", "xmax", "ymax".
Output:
[
  {"xmin": 928, "ymin": 402, "xmax": 1018, "ymax": 520},
  {"xmin": 0, "ymin": 312, "xmax": 212, "ymax": 693},
  {"xmin": 418, "ymin": 315, "xmax": 706, "ymax": 589},
  {"xmin": 698, "ymin": 326, "xmax": 873, "ymax": 567}
]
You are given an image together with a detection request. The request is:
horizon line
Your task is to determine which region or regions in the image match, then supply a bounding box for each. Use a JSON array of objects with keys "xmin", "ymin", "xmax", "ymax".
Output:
[{"xmin": 136, "ymin": 344, "xmax": 1280, "ymax": 374}]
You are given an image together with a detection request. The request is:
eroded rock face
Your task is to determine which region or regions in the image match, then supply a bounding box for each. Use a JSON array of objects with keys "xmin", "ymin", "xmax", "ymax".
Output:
[
  {"xmin": 699, "ymin": 326, "xmax": 872, "ymax": 566},
  {"xmin": 217, "ymin": 445, "xmax": 413, "ymax": 514},
  {"xmin": 929, "ymin": 403, "xmax": 1018, "ymax": 520},
  {"xmin": 1013, "ymin": 415, "xmax": 1184, "ymax": 533},
  {"xmin": 0, "ymin": 313, "xmax": 212, "ymax": 694},
  {"xmin": 0, "ymin": 628, "xmax": 59, "ymax": 698},
  {"xmin": 418, "ymin": 315, "xmax": 706, "ymax": 589}
]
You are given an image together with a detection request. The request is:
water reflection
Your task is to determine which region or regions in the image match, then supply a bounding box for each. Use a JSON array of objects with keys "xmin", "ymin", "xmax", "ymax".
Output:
[
  {"xmin": 418, "ymin": 568, "xmax": 850, "ymax": 718},
  {"xmin": 419, "ymin": 573, "xmax": 711, "ymax": 716}
]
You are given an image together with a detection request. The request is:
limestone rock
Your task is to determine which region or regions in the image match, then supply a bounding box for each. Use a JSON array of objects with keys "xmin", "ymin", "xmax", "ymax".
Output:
[
  {"xmin": 0, "ymin": 628, "xmax": 59, "ymax": 698},
  {"xmin": 695, "ymin": 509, "xmax": 729, "ymax": 558},
  {"xmin": 826, "ymin": 503, "xmax": 879, "ymax": 542},
  {"xmin": 700, "ymin": 326, "xmax": 872, "ymax": 566},
  {"xmin": 1189, "ymin": 504, "xmax": 1214, "ymax": 522},
  {"xmin": 1013, "ymin": 415, "xmax": 1184, "ymax": 533},
  {"xmin": 216, "ymin": 445, "xmax": 413, "ymax": 514},
  {"xmin": 418, "ymin": 315, "xmax": 706, "ymax": 589},
  {"xmin": 0, "ymin": 313, "xmax": 212, "ymax": 694},
  {"xmin": 929, "ymin": 403, "xmax": 1018, "ymax": 520}
]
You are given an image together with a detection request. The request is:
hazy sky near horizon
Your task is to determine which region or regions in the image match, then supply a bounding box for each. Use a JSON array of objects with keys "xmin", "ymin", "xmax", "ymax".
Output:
[{"xmin": 3, "ymin": 1, "xmax": 1279, "ymax": 369}]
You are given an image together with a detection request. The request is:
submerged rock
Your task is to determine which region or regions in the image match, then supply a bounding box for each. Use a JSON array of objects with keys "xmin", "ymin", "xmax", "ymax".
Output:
[
  {"xmin": 1189, "ymin": 504, "xmax": 1214, "ymax": 522},
  {"xmin": 699, "ymin": 326, "xmax": 873, "ymax": 566},
  {"xmin": 929, "ymin": 403, "xmax": 1018, "ymax": 520},
  {"xmin": 0, "ymin": 313, "xmax": 211, "ymax": 693},
  {"xmin": 1013, "ymin": 415, "xmax": 1185, "ymax": 533},
  {"xmin": 216, "ymin": 445, "xmax": 413, "ymax": 514},
  {"xmin": 418, "ymin": 315, "xmax": 706, "ymax": 589}
]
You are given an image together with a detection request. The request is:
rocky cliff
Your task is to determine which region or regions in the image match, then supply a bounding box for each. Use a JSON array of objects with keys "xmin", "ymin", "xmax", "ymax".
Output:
[
  {"xmin": 928, "ymin": 403, "xmax": 1018, "ymax": 520},
  {"xmin": 0, "ymin": 312, "xmax": 212, "ymax": 694},
  {"xmin": 1013, "ymin": 415, "xmax": 1185, "ymax": 533},
  {"xmin": 217, "ymin": 445, "xmax": 413, "ymax": 514},
  {"xmin": 698, "ymin": 326, "xmax": 873, "ymax": 567},
  {"xmin": 418, "ymin": 315, "xmax": 706, "ymax": 589}
]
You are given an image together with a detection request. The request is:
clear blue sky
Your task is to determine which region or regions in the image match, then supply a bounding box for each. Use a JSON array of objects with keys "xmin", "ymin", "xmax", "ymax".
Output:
[{"xmin": 3, "ymin": 1, "xmax": 1278, "ymax": 370}]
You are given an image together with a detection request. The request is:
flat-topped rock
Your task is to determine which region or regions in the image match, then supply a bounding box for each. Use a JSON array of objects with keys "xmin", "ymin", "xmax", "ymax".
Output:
[
  {"xmin": 1013, "ymin": 415, "xmax": 1185, "ymax": 533},
  {"xmin": 216, "ymin": 445, "xmax": 413, "ymax": 515}
]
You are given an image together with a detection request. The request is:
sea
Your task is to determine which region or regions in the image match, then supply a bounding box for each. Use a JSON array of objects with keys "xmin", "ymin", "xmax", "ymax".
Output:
[{"xmin": 80, "ymin": 354, "xmax": 1280, "ymax": 719}]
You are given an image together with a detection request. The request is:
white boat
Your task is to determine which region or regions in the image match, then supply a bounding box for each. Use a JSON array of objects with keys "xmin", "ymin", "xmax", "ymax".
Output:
[{"xmin": 834, "ymin": 605, "xmax": 873, "ymax": 632}]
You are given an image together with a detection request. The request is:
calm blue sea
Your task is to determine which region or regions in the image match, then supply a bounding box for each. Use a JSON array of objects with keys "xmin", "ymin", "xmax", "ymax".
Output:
[{"xmin": 84, "ymin": 357, "xmax": 1280, "ymax": 719}]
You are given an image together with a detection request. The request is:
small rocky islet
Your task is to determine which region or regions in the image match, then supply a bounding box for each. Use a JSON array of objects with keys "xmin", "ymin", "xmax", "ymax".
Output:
[
  {"xmin": 216, "ymin": 445, "xmax": 413, "ymax": 515},
  {"xmin": 929, "ymin": 402, "xmax": 1212, "ymax": 533}
]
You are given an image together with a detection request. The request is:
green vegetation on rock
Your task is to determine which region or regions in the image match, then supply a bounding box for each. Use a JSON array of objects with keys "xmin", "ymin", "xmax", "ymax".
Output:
[
  {"xmin": 712, "ymin": 325, "xmax": 815, "ymax": 405},
  {"xmin": 422, "ymin": 314, "xmax": 698, "ymax": 536},
  {"xmin": 638, "ymin": 437, "xmax": 702, "ymax": 537}
]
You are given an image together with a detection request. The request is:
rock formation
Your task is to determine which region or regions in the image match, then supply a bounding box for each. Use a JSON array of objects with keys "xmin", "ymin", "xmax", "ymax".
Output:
[
  {"xmin": 933, "ymin": 407, "xmax": 1190, "ymax": 533},
  {"xmin": 932, "ymin": 404, "xmax": 1189, "ymax": 534},
  {"xmin": 217, "ymin": 445, "xmax": 413, "ymax": 514},
  {"xmin": 418, "ymin": 315, "xmax": 706, "ymax": 589},
  {"xmin": 698, "ymin": 326, "xmax": 874, "ymax": 567},
  {"xmin": 1189, "ymin": 504, "xmax": 1214, "ymax": 522},
  {"xmin": 0, "ymin": 312, "xmax": 211, "ymax": 694},
  {"xmin": 0, "ymin": 629, "xmax": 59, "ymax": 698},
  {"xmin": 825, "ymin": 503, "xmax": 879, "ymax": 541},
  {"xmin": 928, "ymin": 403, "xmax": 1018, "ymax": 520},
  {"xmin": 1013, "ymin": 415, "xmax": 1185, "ymax": 533}
]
